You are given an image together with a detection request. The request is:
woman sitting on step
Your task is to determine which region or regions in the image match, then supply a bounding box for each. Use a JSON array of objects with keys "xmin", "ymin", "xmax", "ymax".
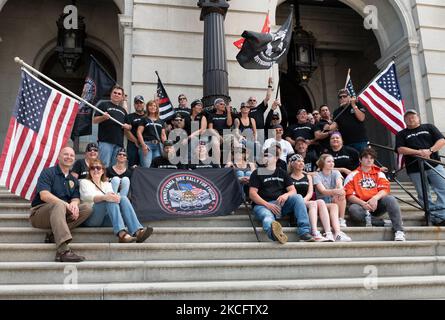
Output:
[
  {"xmin": 106, "ymin": 147, "xmax": 132, "ymax": 197},
  {"xmin": 80, "ymin": 159, "xmax": 153, "ymax": 243}
]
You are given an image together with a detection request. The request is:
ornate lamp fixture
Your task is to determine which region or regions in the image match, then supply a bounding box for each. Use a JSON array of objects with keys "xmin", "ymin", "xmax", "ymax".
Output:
[
  {"xmin": 293, "ymin": 0, "xmax": 317, "ymax": 83},
  {"xmin": 55, "ymin": 1, "xmax": 86, "ymax": 73}
]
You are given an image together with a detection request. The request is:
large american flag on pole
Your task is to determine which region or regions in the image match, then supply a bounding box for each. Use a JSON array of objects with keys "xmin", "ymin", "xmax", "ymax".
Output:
[
  {"xmin": 0, "ymin": 69, "xmax": 79, "ymax": 200},
  {"xmin": 358, "ymin": 61, "xmax": 406, "ymax": 134}
]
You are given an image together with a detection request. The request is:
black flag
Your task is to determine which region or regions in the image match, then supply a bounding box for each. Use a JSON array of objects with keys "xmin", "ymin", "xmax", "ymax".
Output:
[
  {"xmin": 236, "ymin": 10, "xmax": 293, "ymax": 70},
  {"xmin": 130, "ymin": 168, "xmax": 243, "ymax": 221},
  {"xmin": 71, "ymin": 56, "xmax": 116, "ymax": 137},
  {"xmin": 156, "ymin": 72, "xmax": 175, "ymax": 121}
]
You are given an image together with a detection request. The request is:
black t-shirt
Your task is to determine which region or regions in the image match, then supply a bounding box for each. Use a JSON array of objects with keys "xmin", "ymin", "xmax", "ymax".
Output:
[
  {"xmin": 327, "ymin": 146, "xmax": 359, "ymax": 172},
  {"xmin": 249, "ymin": 101, "xmax": 267, "ymax": 130},
  {"xmin": 333, "ymin": 102, "xmax": 367, "ymax": 145},
  {"xmin": 94, "ymin": 101, "xmax": 128, "ymax": 147},
  {"xmin": 72, "ymin": 159, "xmax": 89, "ymax": 180},
  {"xmin": 209, "ymin": 113, "xmax": 230, "ymax": 136},
  {"xmin": 126, "ymin": 112, "xmax": 145, "ymax": 142},
  {"xmin": 315, "ymin": 119, "xmax": 332, "ymax": 151},
  {"xmin": 286, "ymin": 123, "xmax": 315, "ymax": 140},
  {"xmin": 187, "ymin": 161, "xmax": 221, "ymax": 170},
  {"xmin": 303, "ymin": 151, "xmax": 318, "ymax": 173},
  {"xmin": 106, "ymin": 166, "xmax": 133, "ymax": 179},
  {"xmin": 139, "ymin": 118, "xmax": 164, "ymax": 142},
  {"xmin": 395, "ymin": 124, "xmax": 444, "ymax": 174},
  {"xmin": 151, "ymin": 156, "xmax": 184, "ymax": 169},
  {"xmin": 249, "ymin": 167, "xmax": 293, "ymax": 203},
  {"xmin": 291, "ymin": 174, "xmax": 309, "ymax": 197}
]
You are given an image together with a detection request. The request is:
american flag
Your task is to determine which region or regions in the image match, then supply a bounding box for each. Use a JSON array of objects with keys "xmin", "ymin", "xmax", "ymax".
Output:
[
  {"xmin": 156, "ymin": 73, "xmax": 174, "ymax": 120},
  {"xmin": 358, "ymin": 61, "xmax": 406, "ymax": 135},
  {"xmin": 345, "ymin": 69, "xmax": 356, "ymax": 97},
  {"xmin": 234, "ymin": 12, "xmax": 270, "ymax": 49},
  {"xmin": 0, "ymin": 69, "xmax": 79, "ymax": 200}
]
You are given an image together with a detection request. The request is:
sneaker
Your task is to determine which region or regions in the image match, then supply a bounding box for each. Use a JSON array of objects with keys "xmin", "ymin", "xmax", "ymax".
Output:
[
  {"xmin": 312, "ymin": 230, "xmax": 329, "ymax": 242},
  {"xmin": 271, "ymin": 221, "xmax": 288, "ymax": 244},
  {"xmin": 335, "ymin": 231, "xmax": 352, "ymax": 242},
  {"xmin": 339, "ymin": 218, "xmax": 347, "ymax": 228},
  {"xmin": 394, "ymin": 231, "xmax": 406, "ymax": 241},
  {"xmin": 299, "ymin": 233, "xmax": 315, "ymax": 242},
  {"xmin": 324, "ymin": 232, "xmax": 335, "ymax": 242}
]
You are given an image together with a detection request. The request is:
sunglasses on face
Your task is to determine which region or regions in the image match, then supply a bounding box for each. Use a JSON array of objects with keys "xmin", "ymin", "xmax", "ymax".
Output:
[
  {"xmin": 117, "ymin": 153, "xmax": 127, "ymax": 157},
  {"xmin": 248, "ymin": 99, "xmax": 256, "ymax": 102},
  {"xmin": 174, "ymin": 119, "xmax": 184, "ymax": 122},
  {"xmin": 338, "ymin": 95, "xmax": 348, "ymax": 99},
  {"xmin": 179, "ymin": 97, "xmax": 186, "ymax": 101},
  {"xmin": 90, "ymin": 166, "xmax": 103, "ymax": 171},
  {"xmin": 87, "ymin": 148, "xmax": 98, "ymax": 152}
]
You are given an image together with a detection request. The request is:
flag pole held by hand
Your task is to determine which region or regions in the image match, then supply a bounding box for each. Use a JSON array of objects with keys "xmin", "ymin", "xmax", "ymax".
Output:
[{"xmin": 13, "ymin": 57, "xmax": 125, "ymax": 127}]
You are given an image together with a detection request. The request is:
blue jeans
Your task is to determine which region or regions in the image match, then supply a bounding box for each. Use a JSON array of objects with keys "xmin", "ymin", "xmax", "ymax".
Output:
[
  {"xmin": 236, "ymin": 170, "xmax": 252, "ymax": 178},
  {"xmin": 98, "ymin": 141, "xmax": 121, "ymax": 167},
  {"xmin": 82, "ymin": 197, "xmax": 143, "ymax": 236},
  {"xmin": 111, "ymin": 176, "xmax": 130, "ymax": 197},
  {"xmin": 409, "ymin": 165, "xmax": 445, "ymax": 223},
  {"xmin": 346, "ymin": 141, "xmax": 368, "ymax": 154},
  {"xmin": 139, "ymin": 142, "xmax": 162, "ymax": 168},
  {"xmin": 253, "ymin": 194, "xmax": 310, "ymax": 240}
]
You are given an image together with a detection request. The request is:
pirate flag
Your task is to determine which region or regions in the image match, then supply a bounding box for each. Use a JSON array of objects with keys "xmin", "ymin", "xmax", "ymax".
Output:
[{"xmin": 236, "ymin": 10, "xmax": 293, "ymax": 70}]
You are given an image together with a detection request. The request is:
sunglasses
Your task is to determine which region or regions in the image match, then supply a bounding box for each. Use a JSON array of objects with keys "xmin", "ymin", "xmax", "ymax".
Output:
[
  {"xmin": 174, "ymin": 118, "xmax": 184, "ymax": 122},
  {"xmin": 90, "ymin": 166, "xmax": 103, "ymax": 171},
  {"xmin": 338, "ymin": 95, "xmax": 348, "ymax": 99},
  {"xmin": 179, "ymin": 97, "xmax": 187, "ymax": 101},
  {"xmin": 248, "ymin": 99, "xmax": 256, "ymax": 102},
  {"xmin": 87, "ymin": 148, "xmax": 98, "ymax": 152},
  {"xmin": 117, "ymin": 153, "xmax": 127, "ymax": 157}
]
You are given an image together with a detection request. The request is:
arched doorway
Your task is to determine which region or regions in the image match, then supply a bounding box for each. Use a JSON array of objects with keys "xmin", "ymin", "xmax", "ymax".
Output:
[{"xmin": 280, "ymin": 72, "xmax": 312, "ymax": 125}]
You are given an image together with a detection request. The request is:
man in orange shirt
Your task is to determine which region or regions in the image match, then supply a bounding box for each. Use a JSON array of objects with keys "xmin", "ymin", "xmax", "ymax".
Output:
[{"xmin": 344, "ymin": 148, "xmax": 406, "ymax": 241}]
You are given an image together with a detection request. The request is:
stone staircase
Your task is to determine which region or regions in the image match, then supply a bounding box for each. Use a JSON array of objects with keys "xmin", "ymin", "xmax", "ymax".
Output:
[{"xmin": 0, "ymin": 183, "xmax": 445, "ymax": 299}]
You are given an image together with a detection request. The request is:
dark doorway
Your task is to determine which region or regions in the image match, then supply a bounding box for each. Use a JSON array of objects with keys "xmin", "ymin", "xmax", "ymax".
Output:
[
  {"xmin": 279, "ymin": 72, "xmax": 312, "ymax": 125},
  {"xmin": 41, "ymin": 46, "xmax": 116, "ymax": 98}
]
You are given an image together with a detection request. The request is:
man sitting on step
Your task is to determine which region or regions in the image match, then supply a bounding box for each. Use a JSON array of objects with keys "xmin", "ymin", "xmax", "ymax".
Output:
[
  {"xmin": 344, "ymin": 148, "xmax": 406, "ymax": 241},
  {"xmin": 29, "ymin": 147, "xmax": 92, "ymax": 262},
  {"xmin": 249, "ymin": 148, "xmax": 314, "ymax": 244}
]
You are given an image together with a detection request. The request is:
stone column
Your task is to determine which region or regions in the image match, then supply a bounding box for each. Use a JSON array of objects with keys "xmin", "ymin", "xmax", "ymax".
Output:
[
  {"xmin": 119, "ymin": 14, "xmax": 133, "ymax": 112},
  {"xmin": 198, "ymin": 0, "xmax": 230, "ymax": 108}
]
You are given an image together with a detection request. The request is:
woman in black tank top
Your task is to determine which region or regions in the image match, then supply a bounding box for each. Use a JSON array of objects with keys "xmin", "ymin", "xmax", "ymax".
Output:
[{"xmin": 288, "ymin": 154, "xmax": 332, "ymax": 242}]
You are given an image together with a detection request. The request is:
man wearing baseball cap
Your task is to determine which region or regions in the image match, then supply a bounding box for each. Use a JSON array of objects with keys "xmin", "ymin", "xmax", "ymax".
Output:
[
  {"xmin": 285, "ymin": 108, "xmax": 315, "ymax": 148},
  {"xmin": 124, "ymin": 95, "xmax": 146, "ymax": 167},
  {"xmin": 396, "ymin": 109, "xmax": 445, "ymax": 225},
  {"xmin": 332, "ymin": 88, "xmax": 368, "ymax": 153}
]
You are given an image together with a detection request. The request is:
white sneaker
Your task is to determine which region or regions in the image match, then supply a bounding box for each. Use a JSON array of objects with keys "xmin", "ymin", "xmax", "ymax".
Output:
[
  {"xmin": 339, "ymin": 218, "xmax": 347, "ymax": 228},
  {"xmin": 312, "ymin": 230, "xmax": 329, "ymax": 242},
  {"xmin": 394, "ymin": 231, "xmax": 406, "ymax": 241},
  {"xmin": 324, "ymin": 231, "xmax": 335, "ymax": 242},
  {"xmin": 335, "ymin": 231, "xmax": 352, "ymax": 242}
]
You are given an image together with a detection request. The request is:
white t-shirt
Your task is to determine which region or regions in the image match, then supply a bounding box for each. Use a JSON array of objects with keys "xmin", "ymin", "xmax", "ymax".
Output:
[{"xmin": 262, "ymin": 138, "xmax": 294, "ymax": 162}]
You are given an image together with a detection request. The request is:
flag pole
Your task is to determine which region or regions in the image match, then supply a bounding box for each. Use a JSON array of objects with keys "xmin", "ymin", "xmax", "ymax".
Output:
[
  {"xmin": 14, "ymin": 57, "xmax": 124, "ymax": 127},
  {"xmin": 345, "ymin": 68, "xmax": 350, "ymax": 89}
]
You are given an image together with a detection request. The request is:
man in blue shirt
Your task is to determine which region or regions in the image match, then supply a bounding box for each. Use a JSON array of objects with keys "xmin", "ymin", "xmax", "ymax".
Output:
[{"xmin": 30, "ymin": 147, "xmax": 92, "ymax": 262}]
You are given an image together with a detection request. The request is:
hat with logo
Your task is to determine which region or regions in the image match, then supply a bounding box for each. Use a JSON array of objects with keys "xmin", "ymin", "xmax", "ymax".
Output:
[
  {"xmin": 85, "ymin": 142, "xmax": 98, "ymax": 152},
  {"xmin": 214, "ymin": 98, "xmax": 225, "ymax": 106},
  {"xmin": 134, "ymin": 95, "xmax": 145, "ymax": 103}
]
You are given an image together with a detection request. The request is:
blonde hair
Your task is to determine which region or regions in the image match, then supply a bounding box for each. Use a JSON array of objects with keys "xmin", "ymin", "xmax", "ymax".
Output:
[
  {"xmin": 146, "ymin": 100, "xmax": 160, "ymax": 120},
  {"xmin": 316, "ymin": 154, "xmax": 334, "ymax": 170}
]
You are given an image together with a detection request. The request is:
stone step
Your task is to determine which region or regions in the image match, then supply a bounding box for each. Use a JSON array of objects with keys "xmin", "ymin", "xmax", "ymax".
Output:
[
  {"xmin": 0, "ymin": 241, "xmax": 441, "ymax": 262},
  {"xmin": 0, "ymin": 226, "xmax": 443, "ymax": 244},
  {"xmin": 1, "ymin": 275, "xmax": 445, "ymax": 299},
  {"xmin": 0, "ymin": 256, "xmax": 443, "ymax": 285},
  {"xmin": 0, "ymin": 212, "xmax": 429, "ymax": 228}
]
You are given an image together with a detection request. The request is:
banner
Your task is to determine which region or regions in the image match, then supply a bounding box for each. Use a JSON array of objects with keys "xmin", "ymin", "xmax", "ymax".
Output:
[
  {"xmin": 130, "ymin": 168, "xmax": 243, "ymax": 221},
  {"xmin": 236, "ymin": 10, "xmax": 293, "ymax": 70},
  {"xmin": 71, "ymin": 56, "xmax": 116, "ymax": 137}
]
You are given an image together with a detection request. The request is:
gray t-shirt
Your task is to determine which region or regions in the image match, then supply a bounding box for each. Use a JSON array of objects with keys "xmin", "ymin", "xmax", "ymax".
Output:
[{"xmin": 313, "ymin": 170, "xmax": 342, "ymax": 199}]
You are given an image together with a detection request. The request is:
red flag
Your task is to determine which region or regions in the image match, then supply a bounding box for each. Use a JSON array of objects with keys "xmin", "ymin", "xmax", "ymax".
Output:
[
  {"xmin": 0, "ymin": 69, "xmax": 79, "ymax": 200},
  {"xmin": 234, "ymin": 12, "xmax": 271, "ymax": 49}
]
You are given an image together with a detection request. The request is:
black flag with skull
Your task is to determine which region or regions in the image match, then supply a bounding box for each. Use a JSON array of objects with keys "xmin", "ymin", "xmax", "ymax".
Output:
[{"xmin": 236, "ymin": 10, "xmax": 293, "ymax": 70}]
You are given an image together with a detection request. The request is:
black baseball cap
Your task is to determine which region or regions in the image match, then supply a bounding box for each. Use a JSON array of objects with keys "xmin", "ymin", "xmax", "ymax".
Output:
[
  {"xmin": 134, "ymin": 95, "xmax": 144, "ymax": 103},
  {"xmin": 174, "ymin": 113, "xmax": 185, "ymax": 120},
  {"xmin": 85, "ymin": 142, "xmax": 98, "ymax": 152},
  {"xmin": 191, "ymin": 99, "xmax": 203, "ymax": 108}
]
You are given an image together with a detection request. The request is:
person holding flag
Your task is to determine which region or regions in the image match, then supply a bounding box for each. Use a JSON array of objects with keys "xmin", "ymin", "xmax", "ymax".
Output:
[{"xmin": 93, "ymin": 85, "xmax": 132, "ymax": 168}]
